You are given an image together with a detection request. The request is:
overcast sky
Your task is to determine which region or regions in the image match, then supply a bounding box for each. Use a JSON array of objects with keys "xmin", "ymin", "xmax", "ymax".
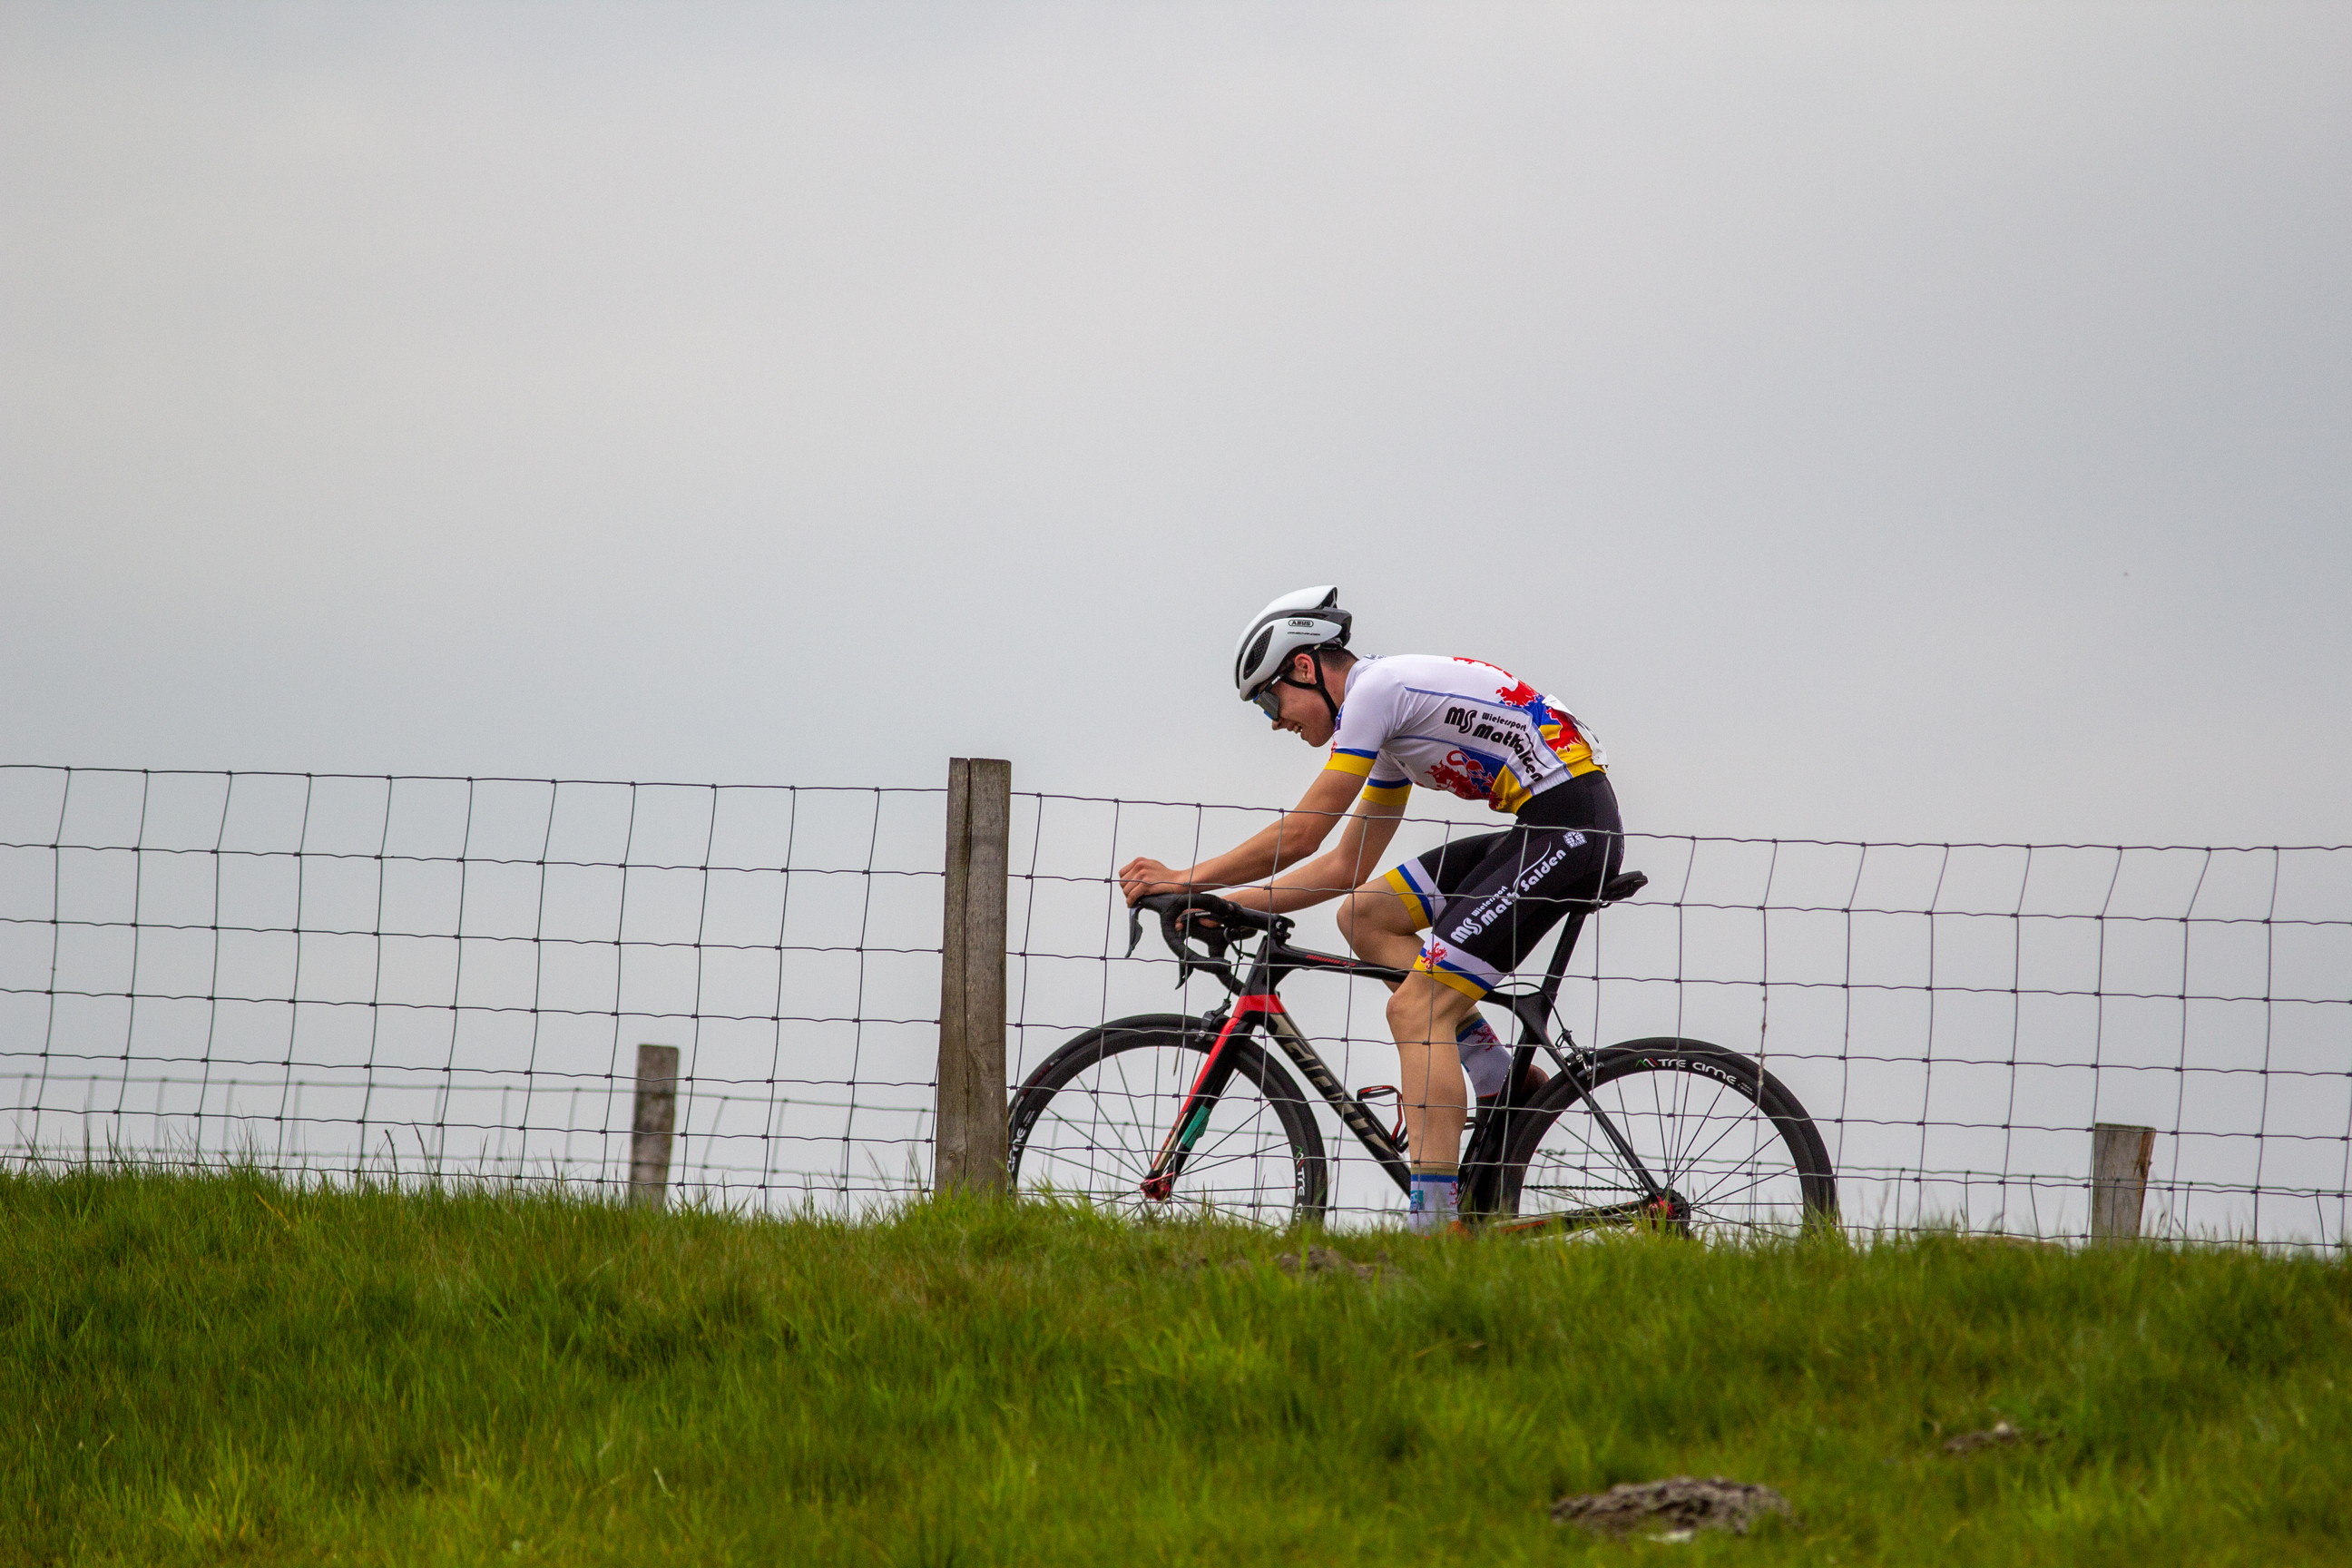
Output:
[{"xmin": 4, "ymin": 1, "xmax": 2347, "ymax": 848}]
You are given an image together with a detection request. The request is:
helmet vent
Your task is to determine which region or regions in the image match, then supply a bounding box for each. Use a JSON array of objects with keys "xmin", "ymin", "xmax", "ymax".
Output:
[{"xmin": 1240, "ymin": 626, "xmax": 1275, "ymax": 688}]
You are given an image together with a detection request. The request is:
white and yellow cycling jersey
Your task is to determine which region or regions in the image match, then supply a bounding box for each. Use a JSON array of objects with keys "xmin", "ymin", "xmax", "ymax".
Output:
[{"xmin": 1321, "ymin": 654, "xmax": 1605, "ymax": 814}]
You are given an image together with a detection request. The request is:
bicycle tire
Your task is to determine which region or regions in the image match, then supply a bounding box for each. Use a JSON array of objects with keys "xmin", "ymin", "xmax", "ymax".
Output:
[
  {"xmin": 1494, "ymin": 1036, "xmax": 1837, "ymax": 1239},
  {"xmin": 1007, "ymin": 1014, "xmax": 1330, "ymax": 1223}
]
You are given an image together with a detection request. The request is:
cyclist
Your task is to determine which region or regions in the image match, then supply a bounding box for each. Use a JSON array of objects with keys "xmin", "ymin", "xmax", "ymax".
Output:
[{"xmin": 1118, "ymin": 586, "xmax": 1622, "ymax": 1234}]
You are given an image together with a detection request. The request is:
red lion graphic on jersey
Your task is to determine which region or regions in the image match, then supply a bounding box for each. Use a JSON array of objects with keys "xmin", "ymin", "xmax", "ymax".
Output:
[
  {"xmin": 1426, "ymin": 750, "xmax": 1494, "ymax": 801},
  {"xmin": 1494, "ymin": 678, "xmax": 1586, "ymax": 760}
]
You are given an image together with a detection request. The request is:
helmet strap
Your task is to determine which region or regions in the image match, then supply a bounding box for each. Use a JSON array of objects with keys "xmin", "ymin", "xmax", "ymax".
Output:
[{"xmin": 1283, "ymin": 652, "xmax": 1343, "ymax": 727}]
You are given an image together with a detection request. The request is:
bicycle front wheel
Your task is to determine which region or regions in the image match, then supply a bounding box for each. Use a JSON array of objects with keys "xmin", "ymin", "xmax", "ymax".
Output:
[
  {"xmin": 1007, "ymin": 1014, "xmax": 1329, "ymax": 1224},
  {"xmin": 1496, "ymin": 1037, "xmax": 1836, "ymax": 1240}
]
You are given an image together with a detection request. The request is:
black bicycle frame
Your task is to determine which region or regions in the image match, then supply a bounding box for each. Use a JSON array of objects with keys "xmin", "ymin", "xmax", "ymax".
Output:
[{"xmin": 1136, "ymin": 893, "xmax": 1672, "ymax": 1221}]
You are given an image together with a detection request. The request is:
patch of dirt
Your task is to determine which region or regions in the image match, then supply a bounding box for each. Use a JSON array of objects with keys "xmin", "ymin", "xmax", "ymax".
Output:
[
  {"xmin": 1274, "ymin": 1245, "xmax": 1383, "ymax": 1279},
  {"xmin": 1168, "ymin": 1246, "xmax": 1389, "ymax": 1279},
  {"xmin": 1943, "ymin": 1419, "xmax": 2044, "ymax": 1455},
  {"xmin": 1551, "ymin": 1476, "xmax": 1793, "ymax": 1541},
  {"xmin": 1163, "ymin": 1253, "xmax": 1242, "ymax": 1275}
]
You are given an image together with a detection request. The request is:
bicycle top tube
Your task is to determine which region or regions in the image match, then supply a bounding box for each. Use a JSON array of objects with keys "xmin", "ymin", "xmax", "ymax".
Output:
[{"xmin": 1127, "ymin": 868, "xmax": 1647, "ymax": 1004}]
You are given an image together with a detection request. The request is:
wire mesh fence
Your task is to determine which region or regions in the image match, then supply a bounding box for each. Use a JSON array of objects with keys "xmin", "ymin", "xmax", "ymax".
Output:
[
  {"xmin": 5, "ymin": 765, "xmax": 2348, "ymax": 1244},
  {"xmin": 0, "ymin": 768, "xmax": 946, "ymax": 1207}
]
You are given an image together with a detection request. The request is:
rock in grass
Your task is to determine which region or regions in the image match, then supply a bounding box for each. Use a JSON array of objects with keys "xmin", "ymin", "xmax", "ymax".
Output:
[
  {"xmin": 1551, "ymin": 1476, "xmax": 1792, "ymax": 1540},
  {"xmin": 1943, "ymin": 1419, "xmax": 2037, "ymax": 1455}
]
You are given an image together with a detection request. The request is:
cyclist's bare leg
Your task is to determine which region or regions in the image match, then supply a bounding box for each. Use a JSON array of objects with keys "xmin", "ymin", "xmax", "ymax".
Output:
[
  {"xmin": 1341, "ymin": 872, "xmax": 1553, "ymax": 1113},
  {"xmin": 1337, "ymin": 877, "xmax": 1426, "ymax": 975},
  {"xmin": 1386, "ymin": 970, "xmax": 1477, "ymax": 1172}
]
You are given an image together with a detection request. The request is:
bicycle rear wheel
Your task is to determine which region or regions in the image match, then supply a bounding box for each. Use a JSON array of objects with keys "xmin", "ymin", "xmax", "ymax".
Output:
[
  {"xmin": 1007, "ymin": 1014, "xmax": 1329, "ymax": 1223},
  {"xmin": 1495, "ymin": 1037, "xmax": 1836, "ymax": 1239}
]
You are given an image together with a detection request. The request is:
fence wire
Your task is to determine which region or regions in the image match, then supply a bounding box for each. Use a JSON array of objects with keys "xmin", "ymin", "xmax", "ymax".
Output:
[
  {"xmin": 5, "ymin": 766, "xmax": 2348, "ymax": 1243},
  {"xmin": 0, "ymin": 768, "xmax": 946, "ymax": 1208}
]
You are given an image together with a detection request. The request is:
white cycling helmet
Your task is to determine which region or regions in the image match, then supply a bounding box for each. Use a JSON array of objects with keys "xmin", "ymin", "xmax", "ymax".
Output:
[{"xmin": 1232, "ymin": 585, "xmax": 1353, "ymax": 701}]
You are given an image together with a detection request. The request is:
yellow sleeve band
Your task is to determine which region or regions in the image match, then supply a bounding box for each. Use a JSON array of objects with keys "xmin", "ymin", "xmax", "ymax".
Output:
[{"xmin": 1324, "ymin": 750, "xmax": 1377, "ymax": 779}]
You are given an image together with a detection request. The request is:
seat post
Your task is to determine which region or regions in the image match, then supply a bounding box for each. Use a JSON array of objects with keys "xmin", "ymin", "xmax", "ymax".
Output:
[
  {"xmin": 1529, "ymin": 867, "xmax": 1643, "ymax": 1024},
  {"xmin": 1534, "ymin": 904, "xmax": 1591, "ymax": 1014}
]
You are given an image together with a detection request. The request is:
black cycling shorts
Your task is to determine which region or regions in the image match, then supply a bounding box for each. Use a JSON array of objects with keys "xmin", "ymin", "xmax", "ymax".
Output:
[{"xmin": 1378, "ymin": 769, "xmax": 1623, "ymax": 997}]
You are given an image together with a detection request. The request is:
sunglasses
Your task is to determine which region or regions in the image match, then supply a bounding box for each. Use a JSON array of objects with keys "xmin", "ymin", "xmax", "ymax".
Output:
[{"xmin": 1250, "ymin": 680, "xmax": 1287, "ymax": 720}]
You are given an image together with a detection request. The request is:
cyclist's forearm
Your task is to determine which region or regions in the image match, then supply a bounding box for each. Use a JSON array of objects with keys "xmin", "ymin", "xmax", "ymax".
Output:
[
  {"xmin": 1219, "ymin": 862, "xmax": 1346, "ymax": 916},
  {"xmin": 1214, "ymin": 804, "xmax": 1399, "ymax": 912},
  {"xmin": 1181, "ymin": 811, "xmax": 1337, "ymax": 891},
  {"xmin": 1281, "ymin": 805, "xmax": 1399, "ymax": 904},
  {"xmin": 1259, "ymin": 850, "xmax": 1371, "ymax": 912}
]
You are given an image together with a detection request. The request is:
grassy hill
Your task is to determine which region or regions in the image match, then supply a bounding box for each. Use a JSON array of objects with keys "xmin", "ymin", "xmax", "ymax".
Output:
[{"xmin": 3, "ymin": 1170, "xmax": 2347, "ymax": 1565}]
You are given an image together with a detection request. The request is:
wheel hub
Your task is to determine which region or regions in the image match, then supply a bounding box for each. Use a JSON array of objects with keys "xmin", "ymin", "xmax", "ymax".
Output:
[{"xmin": 1642, "ymin": 1191, "xmax": 1691, "ymax": 1231}]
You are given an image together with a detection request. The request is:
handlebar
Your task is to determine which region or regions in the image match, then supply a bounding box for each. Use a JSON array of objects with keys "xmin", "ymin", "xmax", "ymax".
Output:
[{"xmin": 1124, "ymin": 892, "xmax": 1292, "ymax": 985}]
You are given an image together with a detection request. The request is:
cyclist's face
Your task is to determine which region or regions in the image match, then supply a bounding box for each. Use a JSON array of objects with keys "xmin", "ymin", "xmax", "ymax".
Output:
[{"xmin": 1258, "ymin": 664, "xmax": 1336, "ymax": 747}]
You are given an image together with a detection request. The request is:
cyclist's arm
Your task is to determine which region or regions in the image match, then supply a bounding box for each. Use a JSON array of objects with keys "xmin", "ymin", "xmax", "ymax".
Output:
[
  {"xmin": 1222, "ymin": 791, "xmax": 1408, "ymax": 915},
  {"xmin": 1118, "ymin": 766, "xmax": 1363, "ymax": 903}
]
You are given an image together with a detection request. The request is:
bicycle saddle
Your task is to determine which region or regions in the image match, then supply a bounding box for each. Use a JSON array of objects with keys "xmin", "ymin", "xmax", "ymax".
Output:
[{"xmin": 1599, "ymin": 869, "xmax": 1647, "ymax": 904}]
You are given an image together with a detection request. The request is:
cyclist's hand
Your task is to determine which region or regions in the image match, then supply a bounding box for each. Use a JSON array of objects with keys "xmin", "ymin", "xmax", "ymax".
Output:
[{"xmin": 1117, "ymin": 858, "xmax": 1189, "ymax": 906}]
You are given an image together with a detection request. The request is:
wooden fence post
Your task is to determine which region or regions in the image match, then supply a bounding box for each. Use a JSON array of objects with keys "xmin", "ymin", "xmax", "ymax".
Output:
[
  {"xmin": 936, "ymin": 758, "xmax": 1012, "ymax": 1195},
  {"xmin": 630, "ymin": 1044, "xmax": 681, "ymax": 1208},
  {"xmin": 2090, "ymin": 1122, "xmax": 2155, "ymax": 1242}
]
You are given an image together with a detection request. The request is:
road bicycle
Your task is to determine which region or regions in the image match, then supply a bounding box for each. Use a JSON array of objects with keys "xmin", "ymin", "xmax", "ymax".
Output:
[{"xmin": 1006, "ymin": 868, "xmax": 1838, "ymax": 1236}]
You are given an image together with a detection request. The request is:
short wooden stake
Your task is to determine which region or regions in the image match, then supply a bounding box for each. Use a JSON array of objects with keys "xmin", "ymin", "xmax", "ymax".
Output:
[
  {"xmin": 2090, "ymin": 1122, "xmax": 2155, "ymax": 1242},
  {"xmin": 630, "ymin": 1044, "xmax": 681, "ymax": 1208},
  {"xmin": 936, "ymin": 758, "xmax": 1012, "ymax": 1195}
]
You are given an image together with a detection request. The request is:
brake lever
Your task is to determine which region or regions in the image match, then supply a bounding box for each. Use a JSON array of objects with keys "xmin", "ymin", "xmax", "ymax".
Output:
[
  {"xmin": 1171, "ymin": 908, "xmax": 1232, "ymax": 988},
  {"xmin": 1121, "ymin": 895, "xmax": 1240, "ymax": 988}
]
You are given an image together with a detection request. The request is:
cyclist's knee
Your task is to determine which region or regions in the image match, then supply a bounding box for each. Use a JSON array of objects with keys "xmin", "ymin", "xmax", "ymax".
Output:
[{"xmin": 1387, "ymin": 973, "xmax": 1476, "ymax": 1039}]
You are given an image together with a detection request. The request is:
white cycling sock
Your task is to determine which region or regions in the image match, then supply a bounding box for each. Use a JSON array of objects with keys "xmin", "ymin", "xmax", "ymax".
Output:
[
  {"xmin": 1456, "ymin": 1014, "xmax": 1511, "ymax": 1099},
  {"xmin": 1406, "ymin": 1170, "xmax": 1459, "ymax": 1234}
]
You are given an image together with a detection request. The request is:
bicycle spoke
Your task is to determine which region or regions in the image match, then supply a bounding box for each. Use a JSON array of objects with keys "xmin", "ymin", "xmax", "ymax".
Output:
[
  {"xmin": 1505, "ymin": 1045, "xmax": 1829, "ymax": 1240},
  {"xmin": 1661, "ymin": 1093, "xmax": 1766, "ymax": 1182},
  {"xmin": 1012, "ymin": 1029, "xmax": 1316, "ymax": 1222}
]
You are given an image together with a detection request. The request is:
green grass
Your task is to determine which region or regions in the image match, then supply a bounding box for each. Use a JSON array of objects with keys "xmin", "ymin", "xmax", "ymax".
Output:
[{"xmin": 3, "ymin": 1170, "xmax": 2348, "ymax": 1566}]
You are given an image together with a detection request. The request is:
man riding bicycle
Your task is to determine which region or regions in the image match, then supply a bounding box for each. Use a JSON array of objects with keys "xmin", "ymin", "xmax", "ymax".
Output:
[{"xmin": 1118, "ymin": 586, "xmax": 1623, "ymax": 1234}]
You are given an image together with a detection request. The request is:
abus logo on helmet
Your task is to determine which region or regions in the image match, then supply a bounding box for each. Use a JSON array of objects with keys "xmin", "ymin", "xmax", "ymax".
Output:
[{"xmin": 1287, "ymin": 618, "xmax": 1317, "ymax": 629}]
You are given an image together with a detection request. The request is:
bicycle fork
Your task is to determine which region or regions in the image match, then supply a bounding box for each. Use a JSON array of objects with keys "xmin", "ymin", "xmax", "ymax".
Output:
[
  {"xmin": 1138, "ymin": 996, "xmax": 1273, "ymax": 1200},
  {"xmin": 1140, "ymin": 995, "xmax": 1416, "ymax": 1202}
]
